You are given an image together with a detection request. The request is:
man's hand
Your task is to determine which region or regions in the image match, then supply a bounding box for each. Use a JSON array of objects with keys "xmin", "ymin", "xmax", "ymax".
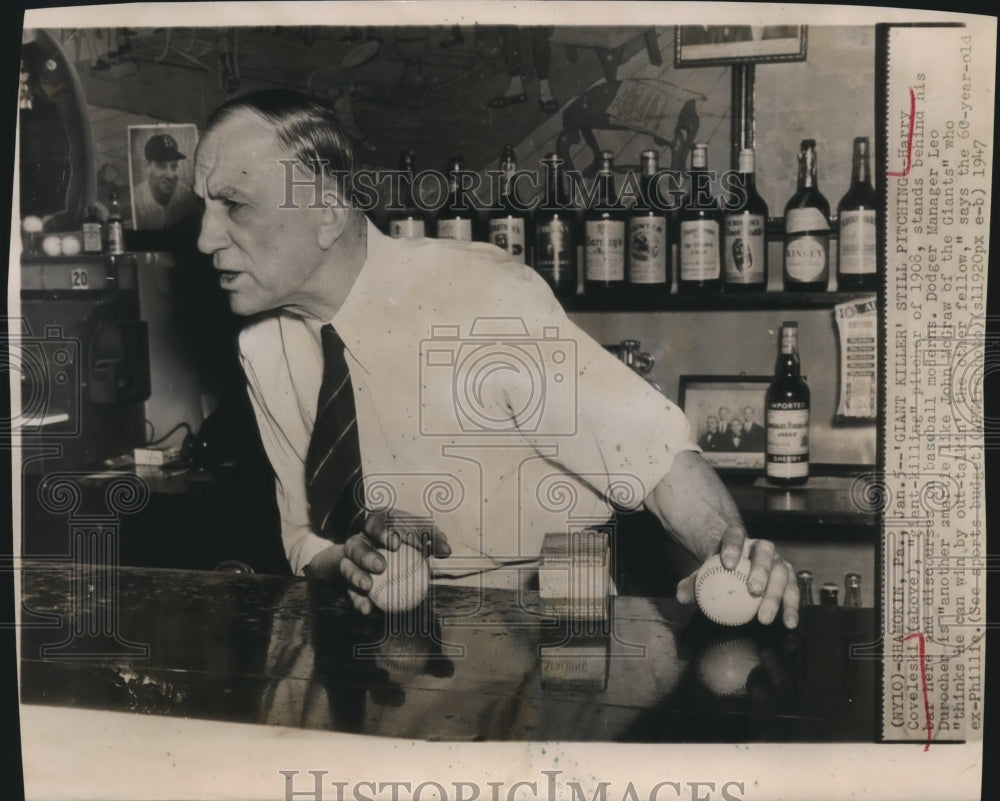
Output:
[
  {"xmin": 337, "ymin": 510, "xmax": 451, "ymax": 615},
  {"xmin": 675, "ymin": 531, "xmax": 799, "ymax": 628},
  {"xmin": 646, "ymin": 450, "xmax": 798, "ymax": 628}
]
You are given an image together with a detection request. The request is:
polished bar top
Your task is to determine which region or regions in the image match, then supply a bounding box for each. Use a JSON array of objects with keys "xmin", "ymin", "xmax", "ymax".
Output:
[{"xmin": 19, "ymin": 562, "xmax": 875, "ymax": 742}]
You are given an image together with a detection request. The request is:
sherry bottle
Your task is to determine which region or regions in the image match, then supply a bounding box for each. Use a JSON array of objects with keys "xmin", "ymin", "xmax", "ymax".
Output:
[
  {"xmin": 487, "ymin": 144, "xmax": 529, "ymax": 262},
  {"xmin": 387, "ymin": 149, "xmax": 427, "ymax": 238},
  {"xmin": 836, "ymin": 137, "xmax": 878, "ymax": 291},
  {"xmin": 678, "ymin": 142, "xmax": 721, "ymax": 293},
  {"xmin": 533, "ymin": 153, "xmax": 578, "ymax": 297},
  {"xmin": 783, "ymin": 139, "xmax": 830, "ymax": 291},
  {"xmin": 584, "ymin": 150, "xmax": 626, "ymax": 296},
  {"xmin": 106, "ymin": 192, "xmax": 125, "ymax": 255},
  {"xmin": 627, "ymin": 149, "xmax": 670, "ymax": 296},
  {"xmin": 436, "ymin": 155, "xmax": 478, "ymax": 241},
  {"xmin": 765, "ymin": 321, "xmax": 810, "ymax": 485},
  {"xmin": 723, "ymin": 147, "xmax": 768, "ymax": 293}
]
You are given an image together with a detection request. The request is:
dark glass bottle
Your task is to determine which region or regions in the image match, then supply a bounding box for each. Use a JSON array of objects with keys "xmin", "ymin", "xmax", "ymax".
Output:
[
  {"xmin": 797, "ymin": 570, "xmax": 815, "ymax": 608},
  {"xmin": 532, "ymin": 153, "xmax": 578, "ymax": 297},
  {"xmin": 106, "ymin": 192, "xmax": 125, "ymax": 255},
  {"xmin": 723, "ymin": 147, "xmax": 768, "ymax": 293},
  {"xmin": 387, "ymin": 149, "xmax": 427, "ymax": 239},
  {"xmin": 844, "ymin": 573, "xmax": 863, "ymax": 608},
  {"xmin": 487, "ymin": 144, "xmax": 530, "ymax": 263},
  {"xmin": 82, "ymin": 205, "xmax": 103, "ymax": 254},
  {"xmin": 584, "ymin": 150, "xmax": 626, "ymax": 295},
  {"xmin": 765, "ymin": 321, "xmax": 810, "ymax": 485},
  {"xmin": 627, "ymin": 149, "xmax": 670, "ymax": 296},
  {"xmin": 783, "ymin": 139, "xmax": 830, "ymax": 291},
  {"xmin": 820, "ymin": 583, "xmax": 840, "ymax": 606},
  {"xmin": 836, "ymin": 137, "xmax": 878, "ymax": 291},
  {"xmin": 436, "ymin": 155, "xmax": 478, "ymax": 241},
  {"xmin": 678, "ymin": 143, "xmax": 721, "ymax": 293}
]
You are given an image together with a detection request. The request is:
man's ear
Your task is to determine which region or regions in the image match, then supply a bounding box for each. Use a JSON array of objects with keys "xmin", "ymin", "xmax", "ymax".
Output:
[{"xmin": 317, "ymin": 187, "xmax": 349, "ymax": 250}]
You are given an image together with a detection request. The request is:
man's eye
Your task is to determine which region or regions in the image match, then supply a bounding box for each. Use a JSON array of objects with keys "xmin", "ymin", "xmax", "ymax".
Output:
[{"xmin": 221, "ymin": 199, "xmax": 242, "ymax": 212}]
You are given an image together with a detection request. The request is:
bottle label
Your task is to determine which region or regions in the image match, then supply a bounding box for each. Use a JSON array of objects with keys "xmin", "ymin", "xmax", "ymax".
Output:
[
  {"xmin": 489, "ymin": 218, "xmax": 526, "ymax": 261},
  {"xmin": 390, "ymin": 218, "xmax": 425, "ymax": 238},
  {"xmin": 784, "ymin": 233, "xmax": 828, "ymax": 282},
  {"xmin": 766, "ymin": 404, "xmax": 809, "ymax": 478},
  {"xmin": 679, "ymin": 220, "xmax": 720, "ymax": 280},
  {"xmin": 785, "ymin": 207, "xmax": 829, "ymax": 234},
  {"xmin": 585, "ymin": 219, "xmax": 625, "ymax": 281},
  {"xmin": 107, "ymin": 223, "xmax": 125, "ymax": 255},
  {"xmin": 82, "ymin": 222, "xmax": 102, "ymax": 253},
  {"xmin": 437, "ymin": 218, "xmax": 473, "ymax": 241},
  {"xmin": 535, "ymin": 220, "xmax": 576, "ymax": 283},
  {"xmin": 838, "ymin": 209, "xmax": 876, "ymax": 275},
  {"xmin": 627, "ymin": 217, "xmax": 667, "ymax": 284},
  {"xmin": 723, "ymin": 214, "xmax": 766, "ymax": 284}
]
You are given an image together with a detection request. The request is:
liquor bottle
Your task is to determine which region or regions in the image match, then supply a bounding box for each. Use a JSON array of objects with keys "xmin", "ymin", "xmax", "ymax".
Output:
[
  {"xmin": 836, "ymin": 137, "xmax": 878, "ymax": 291},
  {"xmin": 723, "ymin": 147, "xmax": 768, "ymax": 293},
  {"xmin": 487, "ymin": 144, "xmax": 529, "ymax": 262},
  {"xmin": 533, "ymin": 153, "xmax": 577, "ymax": 297},
  {"xmin": 436, "ymin": 155, "xmax": 477, "ymax": 241},
  {"xmin": 82, "ymin": 205, "xmax": 103, "ymax": 254},
  {"xmin": 387, "ymin": 149, "xmax": 427, "ymax": 239},
  {"xmin": 765, "ymin": 321, "xmax": 810, "ymax": 485},
  {"xmin": 106, "ymin": 192, "xmax": 125, "ymax": 255},
  {"xmin": 627, "ymin": 149, "xmax": 670, "ymax": 296},
  {"xmin": 820, "ymin": 583, "xmax": 840, "ymax": 606},
  {"xmin": 678, "ymin": 142, "xmax": 721, "ymax": 293},
  {"xmin": 584, "ymin": 150, "xmax": 626, "ymax": 295},
  {"xmin": 783, "ymin": 139, "xmax": 830, "ymax": 291},
  {"xmin": 844, "ymin": 573, "xmax": 863, "ymax": 608},
  {"xmin": 796, "ymin": 569, "xmax": 815, "ymax": 608}
]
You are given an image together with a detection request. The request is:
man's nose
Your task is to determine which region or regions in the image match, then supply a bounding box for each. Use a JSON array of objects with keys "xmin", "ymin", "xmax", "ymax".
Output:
[{"xmin": 197, "ymin": 204, "xmax": 229, "ymax": 254}]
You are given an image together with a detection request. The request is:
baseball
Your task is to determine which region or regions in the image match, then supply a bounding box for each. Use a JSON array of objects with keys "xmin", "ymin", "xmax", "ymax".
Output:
[
  {"xmin": 368, "ymin": 543, "xmax": 430, "ymax": 612},
  {"xmin": 694, "ymin": 554, "xmax": 761, "ymax": 626},
  {"xmin": 697, "ymin": 637, "xmax": 762, "ymax": 697}
]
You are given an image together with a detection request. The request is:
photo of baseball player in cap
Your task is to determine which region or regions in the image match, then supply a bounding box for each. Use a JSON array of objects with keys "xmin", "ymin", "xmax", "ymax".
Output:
[{"xmin": 128, "ymin": 124, "xmax": 201, "ymax": 230}]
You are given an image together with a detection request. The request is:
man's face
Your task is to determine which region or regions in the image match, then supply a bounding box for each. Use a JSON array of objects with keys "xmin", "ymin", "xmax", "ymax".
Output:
[
  {"xmin": 194, "ymin": 111, "xmax": 328, "ymax": 317},
  {"xmin": 731, "ymin": 419, "xmax": 743, "ymax": 435},
  {"xmin": 147, "ymin": 159, "xmax": 181, "ymax": 205},
  {"xmin": 718, "ymin": 407, "xmax": 730, "ymax": 423},
  {"xmin": 743, "ymin": 407, "xmax": 754, "ymax": 424},
  {"xmin": 706, "ymin": 415, "xmax": 718, "ymax": 432}
]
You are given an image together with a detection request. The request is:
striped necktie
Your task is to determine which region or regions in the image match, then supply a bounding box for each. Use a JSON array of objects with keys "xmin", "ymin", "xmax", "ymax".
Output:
[{"xmin": 305, "ymin": 324, "xmax": 365, "ymax": 542}]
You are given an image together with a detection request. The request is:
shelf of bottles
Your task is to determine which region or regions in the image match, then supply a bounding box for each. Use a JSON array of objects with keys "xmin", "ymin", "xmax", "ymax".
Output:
[{"xmin": 386, "ymin": 137, "xmax": 879, "ymax": 313}]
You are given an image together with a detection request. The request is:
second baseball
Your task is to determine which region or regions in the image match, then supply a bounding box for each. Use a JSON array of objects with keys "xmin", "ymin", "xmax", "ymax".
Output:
[
  {"xmin": 694, "ymin": 554, "xmax": 761, "ymax": 626},
  {"xmin": 368, "ymin": 543, "xmax": 431, "ymax": 612}
]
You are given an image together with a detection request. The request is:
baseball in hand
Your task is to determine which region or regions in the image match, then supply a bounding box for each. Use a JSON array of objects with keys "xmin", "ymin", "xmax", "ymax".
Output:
[
  {"xmin": 368, "ymin": 543, "xmax": 430, "ymax": 612},
  {"xmin": 694, "ymin": 554, "xmax": 761, "ymax": 626}
]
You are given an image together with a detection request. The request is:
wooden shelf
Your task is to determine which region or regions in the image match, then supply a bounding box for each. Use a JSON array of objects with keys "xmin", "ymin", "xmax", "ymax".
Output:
[{"xmin": 561, "ymin": 290, "xmax": 874, "ymax": 313}]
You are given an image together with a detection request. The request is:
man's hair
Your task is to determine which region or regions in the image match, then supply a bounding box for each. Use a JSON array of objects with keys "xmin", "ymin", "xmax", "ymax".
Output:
[{"xmin": 205, "ymin": 89, "xmax": 355, "ymax": 182}]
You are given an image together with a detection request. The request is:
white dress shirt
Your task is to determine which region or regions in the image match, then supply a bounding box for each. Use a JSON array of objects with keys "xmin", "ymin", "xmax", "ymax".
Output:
[{"xmin": 239, "ymin": 220, "xmax": 698, "ymax": 579}]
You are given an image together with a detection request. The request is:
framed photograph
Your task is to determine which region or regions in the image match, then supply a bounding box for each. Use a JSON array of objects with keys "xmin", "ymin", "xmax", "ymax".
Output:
[
  {"xmin": 126, "ymin": 123, "xmax": 201, "ymax": 231},
  {"xmin": 678, "ymin": 375, "xmax": 771, "ymax": 471},
  {"xmin": 674, "ymin": 25, "xmax": 807, "ymax": 66}
]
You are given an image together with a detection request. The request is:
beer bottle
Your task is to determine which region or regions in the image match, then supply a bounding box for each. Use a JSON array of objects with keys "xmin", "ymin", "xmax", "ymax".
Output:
[
  {"xmin": 584, "ymin": 150, "xmax": 626, "ymax": 295},
  {"xmin": 844, "ymin": 573, "xmax": 863, "ymax": 608},
  {"xmin": 820, "ymin": 583, "xmax": 840, "ymax": 606},
  {"xmin": 627, "ymin": 149, "xmax": 670, "ymax": 296},
  {"xmin": 723, "ymin": 147, "xmax": 768, "ymax": 293},
  {"xmin": 533, "ymin": 153, "xmax": 578, "ymax": 297},
  {"xmin": 678, "ymin": 143, "xmax": 721, "ymax": 293},
  {"xmin": 796, "ymin": 570, "xmax": 815, "ymax": 608},
  {"xmin": 436, "ymin": 155, "xmax": 478, "ymax": 241},
  {"xmin": 387, "ymin": 149, "xmax": 427, "ymax": 238},
  {"xmin": 106, "ymin": 192, "xmax": 125, "ymax": 255},
  {"xmin": 82, "ymin": 205, "xmax": 103, "ymax": 254},
  {"xmin": 765, "ymin": 321, "xmax": 810, "ymax": 485},
  {"xmin": 487, "ymin": 144, "xmax": 529, "ymax": 262},
  {"xmin": 836, "ymin": 137, "xmax": 878, "ymax": 291},
  {"xmin": 783, "ymin": 139, "xmax": 830, "ymax": 291}
]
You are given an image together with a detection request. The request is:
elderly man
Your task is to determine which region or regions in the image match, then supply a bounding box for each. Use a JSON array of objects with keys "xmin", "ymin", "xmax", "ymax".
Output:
[
  {"xmin": 193, "ymin": 89, "xmax": 797, "ymax": 625},
  {"xmin": 133, "ymin": 133, "xmax": 200, "ymax": 230}
]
